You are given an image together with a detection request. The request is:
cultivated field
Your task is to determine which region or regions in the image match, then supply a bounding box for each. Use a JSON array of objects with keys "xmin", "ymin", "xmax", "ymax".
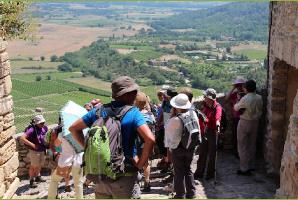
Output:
[{"xmin": 7, "ymin": 23, "xmax": 140, "ymax": 59}]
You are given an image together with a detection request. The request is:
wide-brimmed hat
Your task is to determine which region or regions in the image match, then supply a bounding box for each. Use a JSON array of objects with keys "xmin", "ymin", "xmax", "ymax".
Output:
[
  {"xmin": 170, "ymin": 93, "xmax": 192, "ymax": 110},
  {"xmin": 135, "ymin": 92, "xmax": 149, "ymax": 109},
  {"xmin": 111, "ymin": 76, "xmax": 139, "ymax": 98},
  {"xmin": 33, "ymin": 115, "xmax": 45, "ymax": 125},
  {"xmin": 233, "ymin": 76, "xmax": 246, "ymax": 85},
  {"xmin": 203, "ymin": 88, "xmax": 217, "ymax": 100}
]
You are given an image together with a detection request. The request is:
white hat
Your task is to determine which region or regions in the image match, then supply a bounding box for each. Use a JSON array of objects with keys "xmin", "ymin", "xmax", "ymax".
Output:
[
  {"xmin": 170, "ymin": 93, "xmax": 192, "ymax": 110},
  {"xmin": 33, "ymin": 115, "xmax": 45, "ymax": 125},
  {"xmin": 233, "ymin": 76, "xmax": 246, "ymax": 85},
  {"xmin": 158, "ymin": 85, "xmax": 170, "ymax": 94}
]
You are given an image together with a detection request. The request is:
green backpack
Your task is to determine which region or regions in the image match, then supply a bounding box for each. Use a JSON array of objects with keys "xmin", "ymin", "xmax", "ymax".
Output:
[{"xmin": 84, "ymin": 104, "xmax": 133, "ymax": 182}]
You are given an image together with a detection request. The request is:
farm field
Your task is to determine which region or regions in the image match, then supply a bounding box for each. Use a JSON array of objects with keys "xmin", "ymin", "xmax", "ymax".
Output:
[
  {"xmin": 11, "ymin": 60, "xmax": 62, "ymax": 74},
  {"xmin": 234, "ymin": 49, "xmax": 267, "ymax": 60}
]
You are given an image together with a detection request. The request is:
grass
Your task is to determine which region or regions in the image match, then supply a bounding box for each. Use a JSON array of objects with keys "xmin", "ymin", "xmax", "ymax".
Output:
[
  {"xmin": 12, "ymin": 72, "xmax": 82, "ymax": 82},
  {"xmin": 234, "ymin": 49, "xmax": 267, "ymax": 60},
  {"xmin": 128, "ymin": 50, "xmax": 163, "ymax": 62},
  {"xmin": 110, "ymin": 44, "xmax": 154, "ymax": 51},
  {"xmin": 65, "ymin": 77, "xmax": 112, "ymax": 92},
  {"xmin": 11, "ymin": 60, "xmax": 63, "ymax": 74}
]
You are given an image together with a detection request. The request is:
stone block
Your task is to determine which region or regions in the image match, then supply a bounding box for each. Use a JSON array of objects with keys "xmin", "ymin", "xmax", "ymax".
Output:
[
  {"xmin": 271, "ymin": 98, "xmax": 286, "ymax": 112},
  {"xmin": 0, "ymin": 84, "xmax": 4, "ymax": 98},
  {"xmin": 3, "ymin": 177, "xmax": 20, "ymax": 199},
  {"xmin": 0, "ymin": 40, "xmax": 8, "ymax": 53},
  {"xmin": 0, "ymin": 126, "xmax": 15, "ymax": 146},
  {"xmin": 0, "ymin": 60, "xmax": 10, "ymax": 79},
  {"xmin": 1, "ymin": 152, "xmax": 19, "ymax": 179},
  {"xmin": 5, "ymin": 169, "xmax": 17, "ymax": 182},
  {"xmin": 0, "ymin": 52, "xmax": 9, "ymax": 63},
  {"xmin": 0, "ymin": 138, "xmax": 15, "ymax": 165},
  {"xmin": 0, "ymin": 95, "xmax": 13, "ymax": 116},
  {"xmin": 0, "ymin": 167, "xmax": 3, "ymax": 183},
  {"xmin": 3, "ymin": 113, "xmax": 14, "ymax": 130},
  {"xmin": 0, "ymin": 183, "xmax": 5, "ymax": 198},
  {"xmin": 0, "ymin": 116, "xmax": 3, "ymax": 133},
  {"xmin": 0, "ymin": 75, "xmax": 12, "ymax": 97}
]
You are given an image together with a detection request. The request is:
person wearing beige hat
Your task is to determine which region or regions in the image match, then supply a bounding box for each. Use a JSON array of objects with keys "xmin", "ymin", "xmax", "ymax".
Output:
[
  {"xmin": 70, "ymin": 76, "xmax": 155, "ymax": 199},
  {"xmin": 165, "ymin": 93, "xmax": 199, "ymax": 198},
  {"xmin": 20, "ymin": 115, "xmax": 48, "ymax": 188},
  {"xmin": 226, "ymin": 76, "xmax": 246, "ymax": 158}
]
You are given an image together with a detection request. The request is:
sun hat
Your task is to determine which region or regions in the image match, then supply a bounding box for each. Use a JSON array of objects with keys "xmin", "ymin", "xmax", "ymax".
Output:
[
  {"xmin": 33, "ymin": 115, "xmax": 45, "ymax": 125},
  {"xmin": 233, "ymin": 76, "xmax": 246, "ymax": 85},
  {"xmin": 170, "ymin": 93, "xmax": 192, "ymax": 110},
  {"xmin": 111, "ymin": 76, "xmax": 139, "ymax": 98},
  {"xmin": 203, "ymin": 88, "xmax": 217, "ymax": 100}
]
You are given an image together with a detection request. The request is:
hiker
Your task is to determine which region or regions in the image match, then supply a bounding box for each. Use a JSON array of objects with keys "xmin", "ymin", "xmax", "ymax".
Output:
[
  {"xmin": 134, "ymin": 92, "xmax": 156, "ymax": 192},
  {"xmin": 226, "ymin": 76, "xmax": 246, "ymax": 157},
  {"xmin": 69, "ymin": 76, "xmax": 155, "ymax": 199},
  {"xmin": 234, "ymin": 80, "xmax": 263, "ymax": 176},
  {"xmin": 165, "ymin": 94, "xmax": 199, "ymax": 198},
  {"xmin": 20, "ymin": 115, "xmax": 48, "ymax": 188},
  {"xmin": 194, "ymin": 88, "xmax": 222, "ymax": 180},
  {"xmin": 47, "ymin": 122, "xmax": 84, "ymax": 199},
  {"xmin": 156, "ymin": 87, "xmax": 178, "ymax": 171}
]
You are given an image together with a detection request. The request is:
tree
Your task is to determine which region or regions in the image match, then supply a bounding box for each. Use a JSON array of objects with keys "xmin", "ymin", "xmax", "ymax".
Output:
[
  {"xmin": 47, "ymin": 75, "xmax": 51, "ymax": 80},
  {"xmin": 40, "ymin": 56, "xmax": 45, "ymax": 61},
  {"xmin": 0, "ymin": 1, "xmax": 34, "ymax": 40},
  {"xmin": 50, "ymin": 55, "xmax": 58, "ymax": 62},
  {"xmin": 35, "ymin": 75, "xmax": 42, "ymax": 81},
  {"xmin": 226, "ymin": 46, "xmax": 231, "ymax": 53},
  {"xmin": 58, "ymin": 63, "xmax": 72, "ymax": 72}
]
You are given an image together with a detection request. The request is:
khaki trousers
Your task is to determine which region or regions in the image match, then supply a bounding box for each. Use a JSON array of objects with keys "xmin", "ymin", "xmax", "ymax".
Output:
[
  {"xmin": 48, "ymin": 167, "xmax": 84, "ymax": 199},
  {"xmin": 237, "ymin": 119, "xmax": 258, "ymax": 171}
]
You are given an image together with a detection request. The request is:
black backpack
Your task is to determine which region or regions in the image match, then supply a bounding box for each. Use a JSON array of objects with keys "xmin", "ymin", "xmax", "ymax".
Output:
[{"xmin": 177, "ymin": 110, "xmax": 201, "ymax": 150}]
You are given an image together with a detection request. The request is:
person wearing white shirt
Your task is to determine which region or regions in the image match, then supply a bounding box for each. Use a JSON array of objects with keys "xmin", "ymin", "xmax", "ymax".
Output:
[
  {"xmin": 48, "ymin": 131, "xmax": 84, "ymax": 199},
  {"xmin": 234, "ymin": 80, "xmax": 263, "ymax": 176}
]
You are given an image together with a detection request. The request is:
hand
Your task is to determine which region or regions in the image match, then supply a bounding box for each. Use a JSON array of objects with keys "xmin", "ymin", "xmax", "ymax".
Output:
[{"xmin": 33, "ymin": 144, "xmax": 40, "ymax": 150}]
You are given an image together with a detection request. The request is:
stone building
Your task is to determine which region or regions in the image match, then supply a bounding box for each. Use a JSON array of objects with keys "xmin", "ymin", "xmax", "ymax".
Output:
[
  {"xmin": 0, "ymin": 39, "xmax": 19, "ymax": 198},
  {"xmin": 266, "ymin": 2, "xmax": 298, "ymax": 198}
]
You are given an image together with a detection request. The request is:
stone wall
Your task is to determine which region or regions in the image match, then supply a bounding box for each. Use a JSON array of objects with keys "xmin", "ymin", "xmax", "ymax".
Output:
[
  {"xmin": 0, "ymin": 38, "xmax": 20, "ymax": 198},
  {"xmin": 267, "ymin": 1, "xmax": 298, "ymax": 197}
]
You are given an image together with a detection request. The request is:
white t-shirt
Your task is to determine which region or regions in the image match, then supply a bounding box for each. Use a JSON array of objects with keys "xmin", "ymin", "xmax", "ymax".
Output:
[{"xmin": 57, "ymin": 133, "xmax": 83, "ymax": 168}]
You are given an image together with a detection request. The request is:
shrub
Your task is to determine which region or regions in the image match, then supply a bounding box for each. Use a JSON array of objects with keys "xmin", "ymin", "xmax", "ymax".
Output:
[{"xmin": 36, "ymin": 75, "xmax": 42, "ymax": 81}]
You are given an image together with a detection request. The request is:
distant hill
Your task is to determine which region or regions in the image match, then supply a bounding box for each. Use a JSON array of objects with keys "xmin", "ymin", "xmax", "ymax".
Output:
[{"xmin": 150, "ymin": 2, "xmax": 269, "ymax": 42}]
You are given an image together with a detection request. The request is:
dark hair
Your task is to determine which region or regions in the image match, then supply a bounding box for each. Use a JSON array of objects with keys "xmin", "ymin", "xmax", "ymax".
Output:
[{"xmin": 245, "ymin": 80, "xmax": 256, "ymax": 92}]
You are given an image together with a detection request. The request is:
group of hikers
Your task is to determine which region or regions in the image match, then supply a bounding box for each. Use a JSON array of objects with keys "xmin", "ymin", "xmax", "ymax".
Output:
[{"xmin": 20, "ymin": 75, "xmax": 263, "ymax": 199}]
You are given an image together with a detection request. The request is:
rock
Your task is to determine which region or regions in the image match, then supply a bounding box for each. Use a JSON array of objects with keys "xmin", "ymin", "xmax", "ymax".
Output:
[
  {"xmin": 0, "ymin": 60, "xmax": 10, "ymax": 79},
  {"xmin": 0, "ymin": 167, "xmax": 3, "ymax": 183},
  {"xmin": 1, "ymin": 152, "xmax": 19, "ymax": 179},
  {"xmin": 0, "ymin": 138, "xmax": 16, "ymax": 165},
  {"xmin": 0, "ymin": 73, "xmax": 12, "ymax": 97},
  {"xmin": 3, "ymin": 112, "xmax": 14, "ymax": 129},
  {"xmin": 5, "ymin": 169, "xmax": 18, "ymax": 182},
  {"xmin": 3, "ymin": 177, "xmax": 20, "ymax": 199},
  {"xmin": 0, "ymin": 52, "xmax": 9, "ymax": 63},
  {"xmin": 0, "ymin": 183, "xmax": 5, "ymax": 198},
  {"xmin": 0, "ymin": 39, "xmax": 8, "ymax": 53},
  {"xmin": 0, "ymin": 125, "xmax": 16, "ymax": 146},
  {"xmin": 0, "ymin": 95, "xmax": 13, "ymax": 116}
]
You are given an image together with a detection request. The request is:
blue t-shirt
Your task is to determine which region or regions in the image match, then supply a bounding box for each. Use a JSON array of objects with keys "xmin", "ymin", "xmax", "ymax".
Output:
[{"xmin": 82, "ymin": 101, "xmax": 146, "ymax": 159}]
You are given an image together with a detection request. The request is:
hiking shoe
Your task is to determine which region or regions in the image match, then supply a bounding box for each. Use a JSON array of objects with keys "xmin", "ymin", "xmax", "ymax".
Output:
[
  {"xmin": 29, "ymin": 180, "xmax": 38, "ymax": 188},
  {"xmin": 131, "ymin": 182, "xmax": 141, "ymax": 199},
  {"xmin": 237, "ymin": 170, "xmax": 252, "ymax": 176},
  {"xmin": 142, "ymin": 182, "xmax": 151, "ymax": 192},
  {"xmin": 65, "ymin": 185, "xmax": 72, "ymax": 192},
  {"xmin": 35, "ymin": 176, "xmax": 46, "ymax": 183}
]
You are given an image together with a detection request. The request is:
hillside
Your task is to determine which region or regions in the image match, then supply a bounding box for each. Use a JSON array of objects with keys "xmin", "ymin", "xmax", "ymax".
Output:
[{"xmin": 149, "ymin": 2, "xmax": 269, "ymax": 42}]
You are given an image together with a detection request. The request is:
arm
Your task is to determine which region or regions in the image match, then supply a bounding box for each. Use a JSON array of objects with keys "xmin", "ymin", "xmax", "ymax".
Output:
[
  {"xmin": 20, "ymin": 130, "xmax": 37, "ymax": 150},
  {"xmin": 136, "ymin": 124, "xmax": 155, "ymax": 169},
  {"xmin": 69, "ymin": 119, "xmax": 88, "ymax": 148},
  {"xmin": 54, "ymin": 137, "xmax": 62, "ymax": 147},
  {"xmin": 215, "ymin": 104, "xmax": 222, "ymax": 127},
  {"xmin": 234, "ymin": 96, "xmax": 246, "ymax": 111},
  {"xmin": 50, "ymin": 131, "xmax": 58, "ymax": 154}
]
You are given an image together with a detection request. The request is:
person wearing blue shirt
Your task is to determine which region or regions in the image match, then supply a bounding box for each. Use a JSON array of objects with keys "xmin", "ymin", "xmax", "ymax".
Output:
[{"xmin": 69, "ymin": 76, "xmax": 155, "ymax": 199}]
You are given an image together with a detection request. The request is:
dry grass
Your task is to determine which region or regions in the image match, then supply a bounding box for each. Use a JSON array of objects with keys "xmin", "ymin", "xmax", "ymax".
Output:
[
  {"xmin": 232, "ymin": 42, "xmax": 267, "ymax": 51},
  {"xmin": 65, "ymin": 77, "xmax": 112, "ymax": 92},
  {"xmin": 158, "ymin": 54, "xmax": 191, "ymax": 64},
  {"xmin": 116, "ymin": 49, "xmax": 137, "ymax": 55},
  {"xmin": 7, "ymin": 23, "xmax": 139, "ymax": 59},
  {"xmin": 159, "ymin": 44, "xmax": 176, "ymax": 49}
]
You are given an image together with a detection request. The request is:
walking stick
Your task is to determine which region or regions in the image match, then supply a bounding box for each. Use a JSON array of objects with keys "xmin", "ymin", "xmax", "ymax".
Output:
[{"xmin": 214, "ymin": 132, "xmax": 219, "ymax": 185}]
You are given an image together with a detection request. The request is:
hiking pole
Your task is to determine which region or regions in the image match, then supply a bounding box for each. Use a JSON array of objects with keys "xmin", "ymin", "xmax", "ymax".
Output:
[{"xmin": 214, "ymin": 132, "xmax": 219, "ymax": 185}]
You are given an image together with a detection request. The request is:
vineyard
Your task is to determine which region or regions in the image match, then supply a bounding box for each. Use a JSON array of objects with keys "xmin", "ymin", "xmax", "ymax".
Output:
[{"xmin": 12, "ymin": 73, "xmax": 112, "ymax": 132}]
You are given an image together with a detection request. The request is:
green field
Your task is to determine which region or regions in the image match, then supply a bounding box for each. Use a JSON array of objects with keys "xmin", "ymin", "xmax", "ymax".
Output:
[
  {"xmin": 11, "ymin": 60, "xmax": 63, "ymax": 74},
  {"xmin": 128, "ymin": 50, "xmax": 163, "ymax": 62},
  {"xmin": 234, "ymin": 49, "xmax": 267, "ymax": 60},
  {"xmin": 110, "ymin": 44, "xmax": 154, "ymax": 51},
  {"xmin": 12, "ymin": 72, "xmax": 82, "ymax": 82}
]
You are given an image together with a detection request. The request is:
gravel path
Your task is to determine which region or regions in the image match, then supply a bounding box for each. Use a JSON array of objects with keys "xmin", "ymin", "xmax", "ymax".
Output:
[{"xmin": 13, "ymin": 152, "xmax": 277, "ymax": 199}]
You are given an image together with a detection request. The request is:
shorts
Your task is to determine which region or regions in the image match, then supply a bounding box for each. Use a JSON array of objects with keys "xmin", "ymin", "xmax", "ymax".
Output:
[{"xmin": 29, "ymin": 149, "xmax": 45, "ymax": 167}]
